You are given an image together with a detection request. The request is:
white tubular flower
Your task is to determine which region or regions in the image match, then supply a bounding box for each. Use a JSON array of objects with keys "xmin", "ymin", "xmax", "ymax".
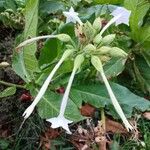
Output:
[
  {"xmin": 47, "ymin": 54, "xmax": 84, "ymax": 134},
  {"xmin": 100, "ymin": 71, "xmax": 133, "ymax": 131},
  {"xmin": 91, "ymin": 56, "xmax": 133, "ymax": 131},
  {"xmin": 16, "ymin": 35, "xmax": 56, "ymax": 49},
  {"xmin": 23, "ymin": 50, "xmax": 73, "ymax": 119},
  {"xmin": 63, "ymin": 7, "xmax": 83, "ymax": 25},
  {"xmin": 100, "ymin": 7, "xmax": 131, "ymax": 35}
]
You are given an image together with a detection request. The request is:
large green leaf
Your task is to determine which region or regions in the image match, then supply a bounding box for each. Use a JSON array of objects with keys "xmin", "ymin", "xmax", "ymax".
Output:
[
  {"xmin": 104, "ymin": 58, "xmax": 126, "ymax": 79},
  {"xmin": 12, "ymin": 0, "xmax": 39, "ymax": 82},
  {"xmin": 39, "ymin": 38, "xmax": 61, "ymax": 68},
  {"xmin": 134, "ymin": 55, "xmax": 150, "ymax": 93},
  {"xmin": 23, "ymin": 0, "xmax": 39, "ymax": 76},
  {"xmin": 35, "ymin": 89, "xmax": 84, "ymax": 121},
  {"xmin": 124, "ymin": 0, "xmax": 150, "ymax": 30},
  {"xmin": 70, "ymin": 82, "xmax": 150, "ymax": 118},
  {"xmin": 39, "ymin": 0, "xmax": 65, "ymax": 16},
  {"xmin": 0, "ymin": 86, "xmax": 16, "ymax": 98},
  {"xmin": 94, "ymin": 0, "xmax": 123, "ymax": 4}
]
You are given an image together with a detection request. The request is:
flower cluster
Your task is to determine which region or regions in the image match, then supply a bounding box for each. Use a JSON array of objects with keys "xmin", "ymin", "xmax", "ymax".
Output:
[{"xmin": 18, "ymin": 6, "xmax": 133, "ymax": 133}]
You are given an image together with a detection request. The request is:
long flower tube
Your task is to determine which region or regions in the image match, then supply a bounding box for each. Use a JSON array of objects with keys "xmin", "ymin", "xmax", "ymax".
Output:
[
  {"xmin": 91, "ymin": 56, "xmax": 133, "ymax": 131},
  {"xmin": 47, "ymin": 54, "xmax": 85, "ymax": 134},
  {"xmin": 100, "ymin": 7, "xmax": 131, "ymax": 36},
  {"xmin": 23, "ymin": 50, "xmax": 73, "ymax": 119},
  {"xmin": 16, "ymin": 34, "xmax": 72, "ymax": 50}
]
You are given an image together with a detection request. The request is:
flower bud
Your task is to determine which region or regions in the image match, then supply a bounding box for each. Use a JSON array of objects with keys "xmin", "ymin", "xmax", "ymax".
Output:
[
  {"xmin": 83, "ymin": 44, "xmax": 96, "ymax": 53},
  {"xmin": 83, "ymin": 21, "xmax": 96, "ymax": 41},
  {"xmin": 56, "ymin": 34, "xmax": 71, "ymax": 42},
  {"xmin": 91, "ymin": 56, "xmax": 103, "ymax": 72},
  {"xmin": 93, "ymin": 17, "xmax": 102, "ymax": 32},
  {"xmin": 93, "ymin": 33, "xmax": 102, "ymax": 44},
  {"xmin": 101, "ymin": 34, "xmax": 115, "ymax": 45},
  {"xmin": 109, "ymin": 47, "xmax": 127, "ymax": 58},
  {"xmin": 97, "ymin": 46, "xmax": 111, "ymax": 55}
]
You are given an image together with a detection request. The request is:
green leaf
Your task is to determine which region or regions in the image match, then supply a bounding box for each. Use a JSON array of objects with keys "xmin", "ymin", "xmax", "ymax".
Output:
[
  {"xmin": 12, "ymin": 0, "xmax": 39, "ymax": 82},
  {"xmin": 134, "ymin": 25, "xmax": 150, "ymax": 49},
  {"xmin": 39, "ymin": 0, "xmax": 65, "ymax": 16},
  {"xmin": 142, "ymin": 50, "xmax": 150, "ymax": 67},
  {"xmin": 94, "ymin": 0, "xmax": 124, "ymax": 4},
  {"xmin": 134, "ymin": 55, "xmax": 150, "ymax": 93},
  {"xmin": 12, "ymin": 51, "xmax": 29, "ymax": 82},
  {"xmin": 70, "ymin": 82, "xmax": 150, "ymax": 118},
  {"xmin": 124, "ymin": 0, "xmax": 150, "ymax": 30},
  {"xmin": 0, "ymin": 86, "xmax": 16, "ymax": 98},
  {"xmin": 35, "ymin": 89, "xmax": 84, "ymax": 122},
  {"xmin": 23, "ymin": 0, "xmax": 39, "ymax": 77},
  {"xmin": 4, "ymin": 0, "xmax": 17, "ymax": 11},
  {"xmin": 39, "ymin": 38, "xmax": 61, "ymax": 68},
  {"xmin": 104, "ymin": 58, "xmax": 126, "ymax": 79}
]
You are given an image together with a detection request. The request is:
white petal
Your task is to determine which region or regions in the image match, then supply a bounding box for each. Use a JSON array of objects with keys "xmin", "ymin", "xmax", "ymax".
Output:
[
  {"xmin": 63, "ymin": 7, "xmax": 82, "ymax": 25},
  {"xmin": 46, "ymin": 115, "xmax": 73, "ymax": 134},
  {"xmin": 111, "ymin": 7, "xmax": 131, "ymax": 26}
]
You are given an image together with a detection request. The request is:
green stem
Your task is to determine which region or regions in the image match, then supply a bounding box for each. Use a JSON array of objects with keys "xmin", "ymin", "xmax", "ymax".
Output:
[
  {"xmin": 101, "ymin": 108, "xmax": 106, "ymax": 131},
  {"xmin": 0, "ymin": 80, "xmax": 26, "ymax": 89}
]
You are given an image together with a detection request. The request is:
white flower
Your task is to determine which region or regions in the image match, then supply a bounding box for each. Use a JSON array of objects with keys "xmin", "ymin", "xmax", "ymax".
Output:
[
  {"xmin": 111, "ymin": 7, "xmax": 131, "ymax": 26},
  {"xmin": 91, "ymin": 56, "xmax": 133, "ymax": 131},
  {"xmin": 46, "ymin": 115, "xmax": 73, "ymax": 134},
  {"xmin": 63, "ymin": 7, "xmax": 83, "ymax": 25},
  {"xmin": 22, "ymin": 50, "xmax": 73, "ymax": 119},
  {"xmin": 46, "ymin": 54, "xmax": 84, "ymax": 134},
  {"xmin": 100, "ymin": 7, "xmax": 131, "ymax": 35},
  {"xmin": 100, "ymin": 71, "xmax": 133, "ymax": 131}
]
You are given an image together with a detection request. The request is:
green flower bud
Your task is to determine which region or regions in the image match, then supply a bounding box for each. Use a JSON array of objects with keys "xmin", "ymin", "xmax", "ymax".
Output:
[
  {"xmin": 56, "ymin": 34, "xmax": 71, "ymax": 42},
  {"xmin": 91, "ymin": 56, "xmax": 103, "ymax": 72},
  {"xmin": 93, "ymin": 17, "xmax": 102, "ymax": 32},
  {"xmin": 101, "ymin": 34, "xmax": 116, "ymax": 45},
  {"xmin": 83, "ymin": 44, "xmax": 96, "ymax": 53},
  {"xmin": 109, "ymin": 47, "xmax": 128, "ymax": 58},
  {"xmin": 66, "ymin": 44, "xmax": 74, "ymax": 49},
  {"xmin": 97, "ymin": 46, "xmax": 111, "ymax": 54},
  {"xmin": 74, "ymin": 54, "xmax": 85, "ymax": 70},
  {"xmin": 93, "ymin": 33, "xmax": 102, "ymax": 44}
]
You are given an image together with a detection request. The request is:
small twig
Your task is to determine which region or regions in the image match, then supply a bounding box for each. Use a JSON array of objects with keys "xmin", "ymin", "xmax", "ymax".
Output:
[{"xmin": 0, "ymin": 80, "xmax": 26, "ymax": 89}]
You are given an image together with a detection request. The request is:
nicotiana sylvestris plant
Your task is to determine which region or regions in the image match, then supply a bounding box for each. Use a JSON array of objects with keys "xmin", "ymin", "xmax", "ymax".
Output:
[{"xmin": 17, "ymin": 6, "xmax": 133, "ymax": 133}]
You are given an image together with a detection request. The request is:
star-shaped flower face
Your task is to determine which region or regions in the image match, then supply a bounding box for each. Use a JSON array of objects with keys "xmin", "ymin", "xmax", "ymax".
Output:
[
  {"xmin": 46, "ymin": 115, "xmax": 73, "ymax": 134},
  {"xmin": 63, "ymin": 7, "xmax": 83, "ymax": 25},
  {"xmin": 111, "ymin": 7, "xmax": 131, "ymax": 26}
]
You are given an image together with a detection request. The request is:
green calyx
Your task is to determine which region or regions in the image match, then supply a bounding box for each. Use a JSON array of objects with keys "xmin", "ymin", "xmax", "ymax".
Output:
[
  {"xmin": 109, "ymin": 47, "xmax": 128, "ymax": 58},
  {"xmin": 91, "ymin": 55, "xmax": 103, "ymax": 72},
  {"xmin": 97, "ymin": 46, "xmax": 111, "ymax": 55},
  {"xmin": 74, "ymin": 54, "xmax": 85, "ymax": 71},
  {"xmin": 62, "ymin": 49, "xmax": 74, "ymax": 60},
  {"xmin": 101, "ymin": 34, "xmax": 116, "ymax": 45},
  {"xmin": 93, "ymin": 17, "xmax": 102, "ymax": 32},
  {"xmin": 56, "ymin": 34, "xmax": 71, "ymax": 42},
  {"xmin": 83, "ymin": 44, "xmax": 96, "ymax": 53},
  {"xmin": 93, "ymin": 33, "xmax": 102, "ymax": 45}
]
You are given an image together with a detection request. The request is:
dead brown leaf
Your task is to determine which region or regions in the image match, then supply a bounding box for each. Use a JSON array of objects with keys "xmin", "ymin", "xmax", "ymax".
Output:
[
  {"xmin": 80, "ymin": 104, "xmax": 95, "ymax": 117},
  {"xmin": 105, "ymin": 118, "xmax": 128, "ymax": 134}
]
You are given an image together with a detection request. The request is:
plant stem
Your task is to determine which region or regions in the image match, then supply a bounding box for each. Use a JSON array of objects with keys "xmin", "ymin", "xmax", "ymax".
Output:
[
  {"xmin": 101, "ymin": 108, "xmax": 106, "ymax": 131},
  {"xmin": 0, "ymin": 80, "xmax": 25, "ymax": 89}
]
